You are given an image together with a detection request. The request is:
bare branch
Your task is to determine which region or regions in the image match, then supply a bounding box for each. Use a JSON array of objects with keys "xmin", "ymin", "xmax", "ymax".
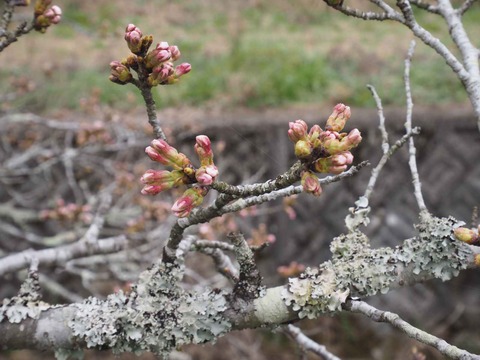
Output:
[
  {"xmin": 409, "ymin": 0, "xmax": 441, "ymax": 14},
  {"xmin": 457, "ymin": 0, "xmax": 479, "ymax": 16},
  {"xmin": 285, "ymin": 325, "xmax": 342, "ymax": 360},
  {"xmin": 0, "ymin": 235, "xmax": 127, "ymax": 276},
  {"xmin": 403, "ymin": 40, "xmax": 427, "ymax": 212},
  {"xmin": 344, "ymin": 300, "xmax": 480, "ymax": 360}
]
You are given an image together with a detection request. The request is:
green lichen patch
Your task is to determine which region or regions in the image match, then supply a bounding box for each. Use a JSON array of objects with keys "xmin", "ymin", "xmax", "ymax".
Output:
[
  {"xmin": 282, "ymin": 216, "xmax": 473, "ymax": 319},
  {"xmin": 69, "ymin": 258, "xmax": 231, "ymax": 358}
]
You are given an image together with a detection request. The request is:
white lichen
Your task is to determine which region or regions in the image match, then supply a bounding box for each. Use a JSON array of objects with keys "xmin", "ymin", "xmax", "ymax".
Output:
[
  {"xmin": 282, "ymin": 216, "xmax": 472, "ymax": 319},
  {"xmin": 69, "ymin": 248, "xmax": 231, "ymax": 358}
]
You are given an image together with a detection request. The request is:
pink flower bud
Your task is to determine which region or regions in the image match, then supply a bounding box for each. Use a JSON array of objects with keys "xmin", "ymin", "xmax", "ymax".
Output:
[
  {"xmin": 141, "ymin": 184, "xmax": 170, "ymax": 195},
  {"xmin": 294, "ymin": 140, "xmax": 312, "ymax": 159},
  {"xmin": 454, "ymin": 227, "xmax": 479, "ymax": 245},
  {"xmin": 146, "ymin": 139, "xmax": 191, "ymax": 170},
  {"xmin": 287, "ymin": 120, "xmax": 308, "ymax": 143},
  {"xmin": 44, "ymin": 5, "xmax": 62, "ymax": 24},
  {"xmin": 109, "ymin": 61, "xmax": 132, "ymax": 84},
  {"xmin": 158, "ymin": 41, "xmax": 170, "ymax": 50},
  {"xmin": 301, "ymin": 171, "xmax": 322, "ymax": 197},
  {"xmin": 323, "ymin": 129, "xmax": 362, "ymax": 154},
  {"xmin": 326, "ymin": 103, "xmax": 351, "ymax": 132},
  {"xmin": 346, "ymin": 128, "xmax": 362, "ymax": 147},
  {"xmin": 313, "ymin": 152, "xmax": 353, "ymax": 174},
  {"xmin": 175, "ymin": 62, "xmax": 191, "ymax": 77},
  {"xmin": 124, "ymin": 24, "xmax": 143, "ymax": 54},
  {"xmin": 145, "ymin": 47, "xmax": 172, "ymax": 69},
  {"xmin": 194, "ymin": 135, "xmax": 214, "ymax": 166},
  {"xmin": 140, "ymin": 169, "xmax": 185, "ymax": 195},
  {"xmin": 169, "ymin": 45, "xmax": 181, "ymax": 61},
  {"xmin": 195, "ymin": 165, "xmax": 219, "ymax": 185},
  {"xmin": 171, "ymin": 186, "xmax": 207, "ymax": 218}
]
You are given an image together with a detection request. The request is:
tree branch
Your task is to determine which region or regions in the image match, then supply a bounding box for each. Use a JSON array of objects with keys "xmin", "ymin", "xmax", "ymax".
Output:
[{"xmin": 344, "ymin": 300, "xmax": 480, "ymax": 360}]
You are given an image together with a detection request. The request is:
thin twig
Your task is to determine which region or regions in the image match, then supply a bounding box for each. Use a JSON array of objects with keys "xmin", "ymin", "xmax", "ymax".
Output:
[
  {"xmin": 404, "ymin": 40, "xmax": 427, "ymax": 212},
  {"xmin": 285, "ymin": 325, "xmax": 342, "ymax": 360},
  {"xmin": 457, "ymin": 0, "xmax": 479, "ymax": 16},
  {"xmin": 345, "ymin": 300, "xmax": 480, "ymax": 360}
]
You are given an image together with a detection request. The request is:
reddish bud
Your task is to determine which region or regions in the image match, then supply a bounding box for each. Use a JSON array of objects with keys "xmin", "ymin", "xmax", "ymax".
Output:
[
  {"xmin": 44, "ymin": 5, "xmax": 62, "ymax": 24},
  {"xmin": 109, "ymin": 61, "xmax": 132, "ymax": 84},
  {"xmin": 146, "ymin": 139, "xmax": 191, "ymax": 170},
  {"xmin": 326, "ymin": 103, "xmax": 351, "ymax": 132},
  {"xmin": 301, "ymin": 171, "xmax": 322, "ymax": 196},
  {"xmin": 169, "ymin": 45, "xmax": 181, "ymax": 61},
  {"xmin": 313, "ymin": 151, "xmax": 353, "ymax": 174},
  {"xmin": 171, "ymin": 186, "xmax": 207, "ymax": 218},
  {"xmin": 195, "ymin": 165, "xmax": 219, "ymax": 185},
  {"xmin": 194, "ymin": 135, "xmax": 214, "ymax": 166},
  {"xmin": 124, "ymin": 24, "xmax": 143, "ymax": 54},
  {"xmin": 175, "ymin": 62, "xmax": 191, "ymax": 77},
  {"xmin": 288, "ymin": 120, "xmax": 308, "ymax": 143},
  {"xmin": 323, "ymin": 128, "xmax": 362, "ymax": 154}
]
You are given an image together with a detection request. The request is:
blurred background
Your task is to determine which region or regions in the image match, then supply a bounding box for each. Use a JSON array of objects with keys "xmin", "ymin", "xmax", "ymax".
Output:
[{"xmin": 0, "ymin": 0, "xmax": 479, "ymax": 359}]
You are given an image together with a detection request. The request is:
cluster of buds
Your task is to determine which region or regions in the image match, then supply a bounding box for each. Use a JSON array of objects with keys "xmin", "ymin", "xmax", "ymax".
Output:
[
  {"xmin": 40, "ymin": 199, "xmax": 92, "ymax": 224},
  {"xmin": 33, "ymin": 0, "xmax": 62, "ymax": 33},
  {"xmin": 454, "ymin": 226, "xmax": 480, "ymax": 246},
  {"xmin": 141, "ymin": 136, "xmax": 218, "ymax": 217},
  {"xmin": 288, "ymin": 104, "xmax": 362, "ymax": 196},
  {"xmin": 277, "ymin": 261, "xmax": 306, "ymax": 278},
  {"xmin": 109, "ymin": 24, "xmax": 191, "ymax": 86}
]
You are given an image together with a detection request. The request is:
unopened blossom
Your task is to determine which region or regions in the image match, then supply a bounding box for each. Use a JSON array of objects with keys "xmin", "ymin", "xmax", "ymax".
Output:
[
  {"xmin": 194, "ymin": 135, "xmax": 214, "ymax": 166},
  {"xmin": 313, "ymin": 151, "xmax": 353, "ymax": 174},
  {"xmin": 169, "ymin": 45, "xmax": 181, "ymax": 61},
  {"xmin": 171, "ymin": 186, "xmax": 207, "ymax": 218},
  {"xmin": 33, "ymin": 2, "xmax": 62, "ymax": 32},
  {"xmin": 323, "ymin": 128, "xmax": 362, "ymax": 154},
  {"xmin": 301, "ymin": 171, "xmax": 322, "ymax": 196},
  {"xmin": 145, "ymin": 42, "xmax": 172, "ymax": 68},
  {"xmin": 148, "ymin": 63, "xmax": 174, "ymax": 86},
  {"xmin": 44, "ymin": 5, "xmax": 62, "ymax": 24},
  {"xmin": 124, "ymin": 24, "xmax": 143, "ymax": 54},
  {"xmin": 454, "ymin": 227, "xmax": 479, "ymax": 245},
  {"xmin": 175, "ymin": 62, "xmax": 192, "ymax": 77},
  {"xmin": 140, "ymin": 169, "xmax": 186, "ymax": 195},
  {"xmin": 109, "ymin": 61, "xmax": 132, "ymax": 84},
  {"xmin": 326, "ymin": 103, "xmax": 351, "ymax": 132},
  {"xmin": 288, "ymin": 120, "xmax": 308, "ymax": 143},
  {"xmin": 195, "ymin": 165, "xmax": 219, "ymax": 186},
  {"xmin": 145, "ymin": 139, "xmax": 191, "ymax": 170},
  {"xmin": 294, "ymin": 140, "xmax": 312, "ymax": 159}
]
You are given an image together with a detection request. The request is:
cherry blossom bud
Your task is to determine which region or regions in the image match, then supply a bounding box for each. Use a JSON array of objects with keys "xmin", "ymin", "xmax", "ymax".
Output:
[
  {"xmin": 313, "ymin": 151, "xmax": 353, "ymax": 174},
  {"xmin": 194, "ymin": 135, "xmax": 214, "ymax": 166},
  {"xmin": 169, "ymin": 45, "xmax": 181, "ymax": 61},
  {"xmin": 475, "ymin": 254, "xmax": 480, "ymax": 267},
  {"xmin": 326, "ymin": 103, "xmax": 351, "ymax": 132},
  {"xmin": 140, "ymin": 169, "xmax": 185, "ymax": 195},
  {"xmin": 175, "ymin": 62, "xmax": 192, "ymax": 77},
  {"xmin": 145, "ymin": 43, "xmax": 173, "ymax": 69},
  {"xmin": 146, "ymin": 139, "xmax": 191, "ymax": 170},
  {"xmin": 454, "ymin": 227, "xmax": 479, "ymax": 245},
  {"xmin": 124, "ymin": 24, "xmax": 143, "ymax": 54},
  {"xmin": 294, "ymin": 140, "xmax": 312, "ymax": 159},
  {"xmin": 44, "ymin": 5, "xmax": 62, "ymax": 24},
  {"xmin": 195, "ymin": 165, "xmax": 219, "ymax": 185},
  {"xmin": 301, "ymin": 171, "xmax": 322, "ymax": 196},
  {"xmin": 323, "ymin": 128, "xmax": 362, "ymax": 154},
  {"xmin": 148, "ymin": 63, "xmax": 175, "ymax": 86},
  {"xmin": 171, "ymin": 186, "xmax": 207, "ymax": 218},
  {"xmin": 109, "ymin": 61, "xmax": 132, "ymax": 84},
  {"xmin": 287, "ymin": 120, "xmax": 308, "ymax": 143}
]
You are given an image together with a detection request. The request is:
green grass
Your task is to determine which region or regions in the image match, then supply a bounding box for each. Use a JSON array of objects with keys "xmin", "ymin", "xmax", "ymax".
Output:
[{"xmin": 0, "ymin": 1, "xmax": 477, "ymax": 113}]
